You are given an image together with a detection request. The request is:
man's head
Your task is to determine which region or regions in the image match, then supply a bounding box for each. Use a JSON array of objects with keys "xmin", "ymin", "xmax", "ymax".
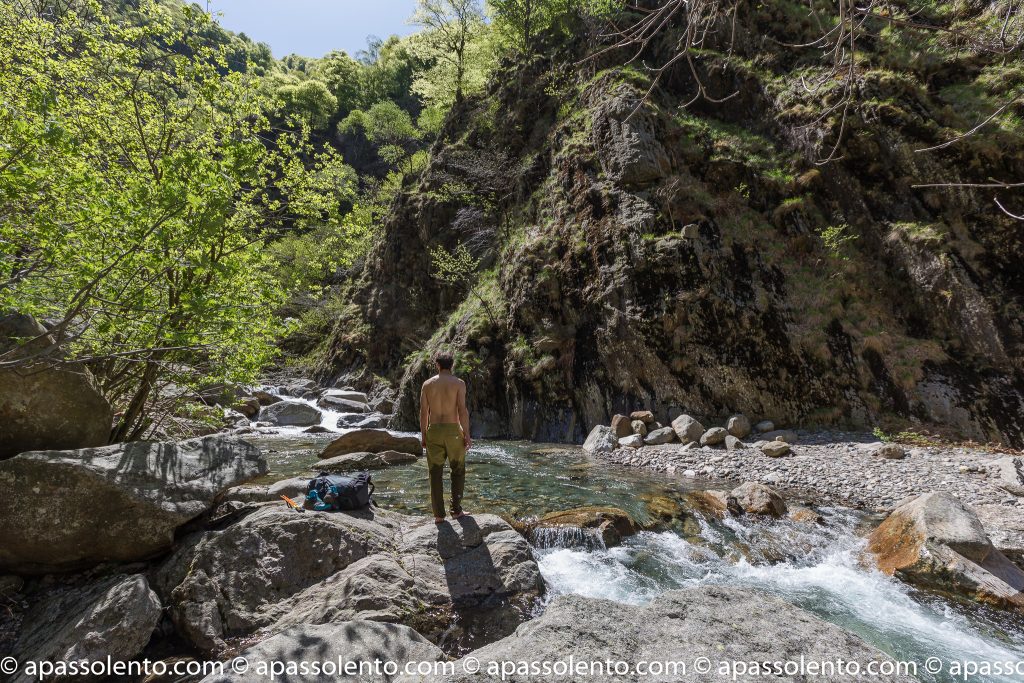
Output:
[{"xmin": 434, "ymin": 350, "xmax": 455, "ymax": 372}]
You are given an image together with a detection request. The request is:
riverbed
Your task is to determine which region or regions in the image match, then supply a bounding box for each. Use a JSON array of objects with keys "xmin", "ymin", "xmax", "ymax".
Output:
[{"xmin": 247, "ymin": 428, "xmax": 1024, "ymax": 683}]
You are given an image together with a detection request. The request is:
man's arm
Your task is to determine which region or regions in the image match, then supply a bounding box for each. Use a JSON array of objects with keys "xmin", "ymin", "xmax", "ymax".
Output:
[
  {"xmin": 419, "ymin": 384, "xmax": 429, "ymax": 448},
  {"xmin": 457, "ymin": 380, "xmax": 471, "ymax": 449}
]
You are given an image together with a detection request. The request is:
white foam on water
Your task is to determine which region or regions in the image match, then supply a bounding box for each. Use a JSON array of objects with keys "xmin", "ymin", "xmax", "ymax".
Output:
[{"xmin": 534, "ymin": 508, "xmax": 1024, "ymax": 681}]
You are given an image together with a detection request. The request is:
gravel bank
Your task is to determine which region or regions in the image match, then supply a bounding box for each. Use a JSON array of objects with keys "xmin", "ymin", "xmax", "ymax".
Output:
[{"xmin": 595, "ymin": 430, "xmax": 1021, "ymax": 512}]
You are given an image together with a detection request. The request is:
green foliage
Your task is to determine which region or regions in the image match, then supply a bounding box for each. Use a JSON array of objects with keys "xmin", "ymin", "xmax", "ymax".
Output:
[
  {"xmin": 0, "ymin": 0, "xmax": 357, "ymax": 440},
  {"xmin": 431, "ymin": 242, "xmax": 482, "ymax": 284},
  {"xmin": 411, "ymin": 0, "xmax": 492, "ymax": 107},
  {"xmin": 274, "ymin": 77, "xmax": 338, "ymax": 129},
  {"xmin": 818, "ymin": 224, "xmax": 858, "ymax": 259}
]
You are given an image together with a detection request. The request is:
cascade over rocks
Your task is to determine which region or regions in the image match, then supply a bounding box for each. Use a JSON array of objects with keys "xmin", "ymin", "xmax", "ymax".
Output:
[
  {"xmin": 0, "ymin": 312, "xmax": 113, "ymax": 459},
  {"xmin": 528, "ymin": 506, "xmax": 639, "ymax": 548},
  {"xmin": 0, "ymin": 436, "xmax": 266, "ymax": 574},
  {"xmin": 868, "ymin": 492, "xmax": 1024, "ymax": 611}
]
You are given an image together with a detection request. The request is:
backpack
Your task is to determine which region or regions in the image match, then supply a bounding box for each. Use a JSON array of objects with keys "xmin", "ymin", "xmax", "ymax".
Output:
[{"xmin": 306, "ymin": 471, "xmax": 375, "ymax": 511}]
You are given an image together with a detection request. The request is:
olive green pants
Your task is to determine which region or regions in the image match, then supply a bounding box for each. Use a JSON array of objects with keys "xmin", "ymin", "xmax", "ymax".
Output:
[{"xmin": 425, "ymin": 423, "xmax": 466, "ymax": 517}]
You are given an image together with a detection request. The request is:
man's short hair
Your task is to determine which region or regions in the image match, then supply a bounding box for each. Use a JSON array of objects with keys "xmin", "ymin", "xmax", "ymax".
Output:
[{"xmin": 434, "ymin": 351, "xmax": 455, "ymax": 370}]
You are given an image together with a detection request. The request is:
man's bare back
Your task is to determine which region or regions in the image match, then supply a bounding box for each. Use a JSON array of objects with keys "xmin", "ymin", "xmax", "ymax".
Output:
[{"xmin": 420, "ymin": 371, "xmax": 471, "ymax": 450}]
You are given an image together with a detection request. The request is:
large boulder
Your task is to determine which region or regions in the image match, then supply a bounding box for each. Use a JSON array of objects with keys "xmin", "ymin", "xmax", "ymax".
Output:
[
  {"xmin": 12, "ymin": 574, "xmax": 161, "ymax": 683},
  {"xmin": 320, "ymin": 429, "xmax": 421, "ymax": 459},
  {"xmin": 582, "ymin": 425, "xmax": 617, "ymax": 453},
  {"xmin": 200, "ymin": 621, "xmax": 444, "ymax": 683},
  {"xmin": 726, "ymin": 414, "xmax": 751, "ymax": 438},
  {"xmin": 155, "ymin": 508, "xmax": 543, "ymax": 653},
  {"xmin": 318, "ymin": 395, "xmax": 370, "ymax": 412},
  {"xmin": 318, "ymin": 450, "xmax": 418, "ymax": 472},
  {"xmin": 994, "ymin": 457, "xmax": 1024, "ymax": 496},
  {"xmin": 336, "ymin": 412, "xmax": 389, "ymax": 429},
  {"xmin": 671, "ymin": 414, "xmax": 704, "ymax": 444},
  {"xmin": 324, "ymin": 389, "xmax": 370, "ymax": 404},
  {"xmin": 154, "ymin": 505, "xmax": 400, "ymax": 652},
  {"xmin": 408, "ymin": 587, "xmax": 917, "ymax": 683},
  {"xmin": 609, "ymin": 414, "xmax": 633, "ymax": 438},
  {"xmin": 527, "ymin": 506, "xmax": 638, "ymax": 548},
  {"xmin": 975, "ymin": 504, "xmax": 1024, "ymax": 567},
  {"xmin": 731, "ymin": 482, "xmax": 788, "ymax": 517},
  {"xmin": 0, "ymin": 312, "xmax": 113, "ymax": 459},
  {"xmin": 0, "ymin": 436, "xmax": 266, "ymax": 574},
  {"xmin": 643, "ymin": 426, "xmax": 676, "ymax": 445},
  {"xmin": 700, "ymin": 426, "xmax": 727, "ymax": 446},
  {"xmin": 868, "ymin": 492, "xmax": 1024, "ymax": 611},
  {"xmin": 258, "ymin": 400, "xmax": 322, "ymax": 426}
]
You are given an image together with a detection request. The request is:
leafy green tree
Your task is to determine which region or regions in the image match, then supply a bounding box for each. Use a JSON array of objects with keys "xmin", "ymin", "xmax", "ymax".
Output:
[
  {"xmin": 274, "ymin": 77, "xmax": 338, "ymax": 130},
  {"xmin": 0, "ymin": 0, "xmax": 357, "ymax": 440},
  {"xmin": 411, "ymin": 0, "xmax": 486, "ymax": 103}
]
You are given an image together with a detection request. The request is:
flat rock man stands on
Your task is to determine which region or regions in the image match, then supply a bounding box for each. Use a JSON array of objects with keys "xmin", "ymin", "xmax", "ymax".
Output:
[{"xmin": 419, "ymin": 351, "xmax": 472, "ymax": 524}]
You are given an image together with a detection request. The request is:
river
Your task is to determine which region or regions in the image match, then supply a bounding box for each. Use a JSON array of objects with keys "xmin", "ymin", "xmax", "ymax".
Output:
[{"xmin": 246, "ymin": 410, "xmax": 1024, "ymax": 683}]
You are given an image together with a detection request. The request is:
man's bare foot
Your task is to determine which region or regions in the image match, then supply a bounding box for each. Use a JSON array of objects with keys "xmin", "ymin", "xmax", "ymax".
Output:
[{"xmin": 434, "ymin": 516, "xmax": 445, "ymax": 525}]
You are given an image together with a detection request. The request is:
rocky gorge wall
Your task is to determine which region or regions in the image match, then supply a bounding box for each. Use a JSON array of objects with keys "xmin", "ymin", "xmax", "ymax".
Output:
[{"xmin": 317, "ymin": 4, "xmax": 1024, "ymax": 446}]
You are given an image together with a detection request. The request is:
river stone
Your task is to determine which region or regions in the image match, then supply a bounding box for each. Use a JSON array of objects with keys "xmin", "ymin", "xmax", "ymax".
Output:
[
  {"xmin": 582, "ymin": 425, "xmax": 617, "ymax": 453},
  {"xmin": 868, "ymin": 492, "xmax": 1024, "ymax": 611},
  {"xmin": 629, "ymin": 419, "xmax": 648, "ymax": 437},
  {"xmin": 731, "ymin": 482, "xmax": 788, "ymax": 517},
  {"xmin": 0, "ymin": 313, "xmax": 114, "ymax": 460},
  {"xmin": 975, "ymin": 504, "xmax": 1024, "ymax": 567},
  {"xmin": 686, "ymin": 490, "xmax": 741, "ymax": 518},
  {"xmin": 156, "ymin": 508, "xmax": 542, "ymax": 653},
  {"xmin": 413, "ymin": 586, "xmax": 917, "ymax": 683},
  {"xmin": 762, "ymin": 440, "xmax": 791, "ymax": 457},
  {"xmin": 258, "ymin": 400, "xmax": 322, "ymax": 427},
  {"xmin": 529, "ymin": 507, "xmax": 638, "ymax": 548},
  {"xmin": 630, "ymin": 410, "xmax": 655, "ymax": 423},
  {"xmin": 994, "ymin": 457, "xmax": 1024, "ymax": 496},
  {"xmin": 267, "ymin": 476, "xmax": 309, "ymax": 501},
  {"xmin": 874, "ymin": 443, "xmax": 907, "ymax": 460},
  {"xmin": 761, "ymin": 429, "xmax": 798, "ymax": 443},
  {"xmin": 670, "ymin": 414, "xmax": 704, "ymax": 444},
  {"xmin": 323, "ymin": 389, "xmax": 370, "ymax": 404},
  {"xmin": 726, "ymin": 414, "xmax": 751, "ymax": 438},
  {"xmin": 321, "ymin": 429, "xmax": 421, "ymax": 458},
  {"xmin": 699, "ymin": 426, "xmax": 727, "ymax": 446},
  {"xmin": 643, "ymin": 426, "xmax": 676, "ymax": 445},
  {"xmin": 200, "ymin": 621, "xmax": 444, "ymax": 683},
  {"xmin": 754, "ymin": 419, "xmax": 775, "ymax": 432},
  {"xmin": 610, "ymin": 414, "xmax": 632, "ymax": 438},
  {"xmin": 0, "ymin": 436, "xmax": 266, "ymax": 575},
  {"xmin": 618, "ymin": 433, "xmax": 644, "ymax": 448},
  {"xmin": 253, "ymin": 390, "xmax": 281, "ymax": 406},
  {"xmin": 12, "ymin": 574, "xmax": 161, "ymax": 683},
  {"xmin": 724, "ymin": 434, "xmax": 746, "ymax": 451},
  {"xmin": 232, "ymin": 397, "xmax": 260, "ymax": 418},
  {"xmin": 336, "ymin": 412, "xmax": 388, "ymax": 429},
  {"xmin": 153, "ymin": 505, "xmax": 401, "ymax": 652},
  {"xmin": 318, "ymin": 450, "xmax": 418, "ymax": 472},
  {"xmin": 318, "ymin": 395, "xmax": 371, "ymax": 412}
]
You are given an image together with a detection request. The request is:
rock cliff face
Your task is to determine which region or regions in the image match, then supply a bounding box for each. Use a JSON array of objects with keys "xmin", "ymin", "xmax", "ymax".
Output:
[{"xmin": 318, "ymin": 5, "xmax": 1024, "ymax": 445}]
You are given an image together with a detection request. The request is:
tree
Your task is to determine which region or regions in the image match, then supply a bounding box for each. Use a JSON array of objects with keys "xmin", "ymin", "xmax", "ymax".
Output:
[
  {"xmin": 411, "ymin": 0, "xmax": 485, "ymax": 102},
  {"xmin": 274, "ymin": 77, "xmax": 338, "ymax": 129},
  {"xmin": 0, "ymin": 0, "xmax": 357, "ymax": 440}
]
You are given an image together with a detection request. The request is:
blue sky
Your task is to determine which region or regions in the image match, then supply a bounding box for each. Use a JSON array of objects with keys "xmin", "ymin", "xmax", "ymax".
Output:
[{"xmin": 207, "ymin": 1, "xmax": 419, "ymax": 58}]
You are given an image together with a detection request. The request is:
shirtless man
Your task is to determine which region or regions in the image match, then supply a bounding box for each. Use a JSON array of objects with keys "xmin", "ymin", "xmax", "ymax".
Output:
[{"xmin": 420, "ymin": 351, "xmax": 472, "ymax": 524}]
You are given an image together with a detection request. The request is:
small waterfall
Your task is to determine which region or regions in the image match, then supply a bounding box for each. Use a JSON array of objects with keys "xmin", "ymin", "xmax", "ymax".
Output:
[{"xmin": 531, "ymin": 525, "xmax": 608, "ymax": 550}]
